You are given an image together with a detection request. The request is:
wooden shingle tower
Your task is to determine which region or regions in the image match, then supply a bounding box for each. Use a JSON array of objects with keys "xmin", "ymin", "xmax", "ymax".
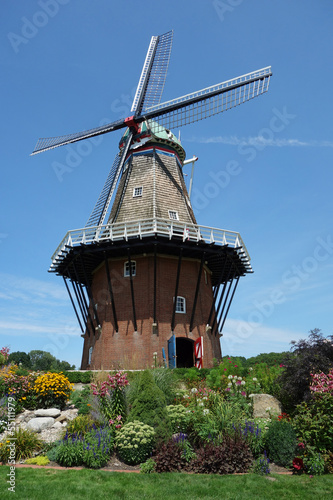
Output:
[{"xmin": 32, "ymin": 31, "xmax": 272, "ymax": 370}]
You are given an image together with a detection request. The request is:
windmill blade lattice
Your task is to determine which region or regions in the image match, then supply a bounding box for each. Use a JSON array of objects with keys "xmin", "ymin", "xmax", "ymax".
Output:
[
  {"xmin": 85, "ymin": 131, "xmax": 134, "ymax": 227},
  {"xmin": 131, "ymin": 30, "xmax": 173, "ymax": 114},
  {"xmin": 31, "ymin": 117, "xmax": 125, "ymax": 155},
  {"xmin": 143, "ymin": 66, "xmax": 272, "ymax": 131}
]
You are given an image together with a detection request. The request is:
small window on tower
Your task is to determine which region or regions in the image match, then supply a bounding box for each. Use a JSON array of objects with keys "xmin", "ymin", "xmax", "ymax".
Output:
[
  {"xmin": 133, "ymin": 186, "xmax": 143, "ymax": 197},
  {"xmin": 88, "ymin": 346, "xmax": 93, "ymax": 365},
  {"xmin": 168, "ymin": 210, "xmax": 179, "ymax": 220},
  {"xmin": 124, "ymin": 260, "xmax": 136, "ymax": 277},
  {"xmin": 175, "ymin": 296, "xmax": 186, "ymax": 313}
]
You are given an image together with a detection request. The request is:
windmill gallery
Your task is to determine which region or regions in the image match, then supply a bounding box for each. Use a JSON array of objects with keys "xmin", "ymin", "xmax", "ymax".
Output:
[{"xmin": 32, "ymin": 31, "xmax": 272, "ymax": 370}]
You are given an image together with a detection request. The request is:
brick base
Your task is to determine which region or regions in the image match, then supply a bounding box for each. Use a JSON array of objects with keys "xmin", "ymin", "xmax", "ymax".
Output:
[{"xmin": 81, "ymin": 252, "xmax": 222, "ymax": 370}]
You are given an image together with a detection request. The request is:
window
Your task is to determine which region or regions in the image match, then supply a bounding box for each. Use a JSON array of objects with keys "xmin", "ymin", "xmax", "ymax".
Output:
[
  {"xmin": 175, "ymin": 296, "xmax": 186, "ymax": 313},
  {"xmin": 124, "ymin": 260, "xmax": 136, "ymax": 277},
  {"xmin": 168, "ymin": 210, "xmax": 179, "ymax": 220},
  {"xmin": 133, "ymin": 186, "xmax": 143, "ymax": 197},
  {"xmin": 88, "ymin": 346, "xmax": 93, "ymax": 365}
]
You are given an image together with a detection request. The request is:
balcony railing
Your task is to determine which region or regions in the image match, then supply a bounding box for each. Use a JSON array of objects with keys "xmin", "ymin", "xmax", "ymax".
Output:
[{"xmin": 50, "ymin": 218, "xmax": 251, "ymax": 270}]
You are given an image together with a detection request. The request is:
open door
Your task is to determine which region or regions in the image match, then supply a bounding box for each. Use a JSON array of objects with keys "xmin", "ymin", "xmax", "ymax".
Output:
[
  {"xmin": 168, "ymin": 334, "xmax": 176, "ymax": 368},
  {"xmin": 194, "ymin": 336, "xmax": 203, "ymax": 369}
]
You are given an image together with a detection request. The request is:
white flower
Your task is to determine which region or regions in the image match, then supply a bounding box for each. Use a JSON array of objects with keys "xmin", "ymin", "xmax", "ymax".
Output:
[
  {"xmin": 241, "ymin": 380, "xmax": 246, "ymax": 385},
  {"xmin": 198, "ymin": 402, "xmax": 204, "ymax": 406},
  {"xmin": 238, "ymin": 377, "xmax": 242, "ymax": 381},
  {"xmin": 228, "ymin": 375, "xmax": 233, "ymax": 380},
  {"xmin": 253, "ymin": 377, "xmax": 258, "ymax": 382},
  {"xmin": 249, "ymin": 367, "xmax": 253, "ymax": 371},
  {"xmin": 191, "ymin": 388, "xmax": 198, "ymax": 393},
  {"xmin": 203, "ymin": 409, "xmax": 209, "ymax": 415},
  {"xmin": 227, "ymin": 382, "xmax": 232, "ymax": 387}
]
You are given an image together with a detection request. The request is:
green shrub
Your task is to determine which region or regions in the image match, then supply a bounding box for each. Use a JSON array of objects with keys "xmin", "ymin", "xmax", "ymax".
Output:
[
  {"xmin": 140, "ymin": 457, "xmax": 156, "ymax": 473},
  {"xmin": 128, "ymin": 370, "xmax": 171, "ymax": 443},
  {"xmin": 64, "ymin": 371, "xmax": 93, "ymax": 384},
  {"xmin": 264, "ymin": 420, "xmax": 297, "ymax": 467},
  {"xmin": 46, "ymin": 443, "xmax": 61, "ymax": 462},
  {"xmin": 0, "ymin": 428, "xmax": 43, "ymax": 462},
  {"xmin": 25, "ymin": 455, "xmax": 50, "ymax": 466},
  {"xmin": 188, "ymin": 392, "xmax": 250, "ymax": 445},
  {"xmin": 115, "ymin": 420, "xmax": 155, "ymax": 465},
  {"xmin": 55, "ymin": 438, "xmax": 84, "ymax": 467},
  {"xmin": 70, "ymin": 387, "xmax": 91, "ymax": 415},
  {"xmin": 303, "ymin": 452, "xmax": 326, "ymax": 475},
  {"xmin": 64, "ymin": 414, "xmax": 97, "ymax": 438},
  {"xmin": 292, "ymin": 394, "xmax": 333, "ymax": 453}
]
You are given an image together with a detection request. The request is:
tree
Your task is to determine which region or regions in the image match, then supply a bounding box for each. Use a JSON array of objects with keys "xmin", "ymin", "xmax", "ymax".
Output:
[
  {"xmin": 8, "ymin": 351, "xmax": 32, "ymax": 368},
  {"xmin": 277, "ymin": 329, "xmax": 333, "ymax": 413},
  {"xmin": 29, "ymin": 350, "xmax": 75, "ymax": 372}
]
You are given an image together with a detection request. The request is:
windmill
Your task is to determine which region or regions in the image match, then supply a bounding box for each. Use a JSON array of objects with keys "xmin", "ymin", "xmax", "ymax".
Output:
[{"xmin": 32, "ymin": 31, "xmax": 272, "ymax": 370}]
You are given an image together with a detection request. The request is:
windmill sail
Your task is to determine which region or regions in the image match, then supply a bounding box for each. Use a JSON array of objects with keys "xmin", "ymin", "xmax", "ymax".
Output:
[
  {"xmin": 142, "ymin": 66, "xmax": 272, "ymax": 131},
  {"xmin": 84, "ymin": 135, "xmax": 134, "ymax": 228},
  {"xmin": 131, "ymin": 30, "xmax": 173, "ymax": 114}
]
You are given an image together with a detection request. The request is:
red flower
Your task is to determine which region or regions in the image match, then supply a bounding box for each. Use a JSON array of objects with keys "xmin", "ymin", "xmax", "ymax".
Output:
[{"xmin": 292, "ymin": 458, "xmax": 304, "ymax": 471}]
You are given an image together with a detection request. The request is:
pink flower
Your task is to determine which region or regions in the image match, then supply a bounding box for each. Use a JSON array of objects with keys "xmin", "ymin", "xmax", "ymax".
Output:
[
  {"xmin": 115, "ymin": 424, "xmax": 122, "ymax": 429},
  {"xmin": 116, "ymin": 415, "xmax": 122, "ymax": 421},
  {"xmin": 109, "ymin": 419, "xmax": 115, "ymax": 425}
]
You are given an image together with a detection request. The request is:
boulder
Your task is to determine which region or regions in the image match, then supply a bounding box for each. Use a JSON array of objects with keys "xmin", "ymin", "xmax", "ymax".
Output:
[
  {"xmin": 34, "ymin": 408, "xmax": 61, "ymax": 418},
  {"xmin": 27, "ymin": 417, "xmax": 55, "ymax": 433},
  {"xmin": 52, "ymin": 421, "xmax": 63, "ymax": 429},
  {"xmin": 250, "ymin": 394, "xmax": 282, "ymax": 418}
]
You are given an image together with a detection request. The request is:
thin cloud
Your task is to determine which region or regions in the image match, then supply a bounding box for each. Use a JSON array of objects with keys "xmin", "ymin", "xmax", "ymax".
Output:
[
  {"xmin": 0, "ymin": 321, "xmax": 79, "ymax": 336},
  {"xmin": 185, "ymin": 136, "xmax": 333, "ymax": 148}
]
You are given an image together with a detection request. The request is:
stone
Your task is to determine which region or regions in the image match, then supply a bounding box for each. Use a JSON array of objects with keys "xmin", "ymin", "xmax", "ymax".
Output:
[
  {"xmin": 52, "ymin": 421, "xmax": 63, "ymax": 429},
  {"xmin": 249, "ymin": 394, "xmax": 282, "ymax": 418},
  {"xmin": 27, "ymin": 417, "xmax": 55, "ymax": 433},
  {"xmin": 55, "ymin": 415, "xmax": 67, "ymax": 423},
  {"xmin": 34, "ymin": 408, "xmax": 61, "ymax": 418}
]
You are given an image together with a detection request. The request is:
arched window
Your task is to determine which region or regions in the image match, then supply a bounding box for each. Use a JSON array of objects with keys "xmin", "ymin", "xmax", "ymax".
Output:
[
  {"xmin": 88, "ymin": 346, "xmax": 93, "ymax": 365},
  {"xmin": 124, "ymin": 260, "xmax": 136, "ymax": 277},
  {"xmin": 175, "ymin": 296, "xmax": 186, "ymax": 313}
]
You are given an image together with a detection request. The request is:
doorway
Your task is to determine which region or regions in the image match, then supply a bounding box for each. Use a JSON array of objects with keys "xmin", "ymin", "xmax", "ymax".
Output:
[{"xmin": 176, "ymin": 337, "xmax": 194, "ymax": 368}]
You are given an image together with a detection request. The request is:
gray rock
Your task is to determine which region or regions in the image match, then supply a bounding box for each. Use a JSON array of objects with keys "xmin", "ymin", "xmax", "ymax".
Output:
[
  {"xmin": 249, "ymin": 394, "xmax": 282, "ymax": 418},
  {"xmin": 34, "ymin": 408, "xmax": 61, "ymax": 418},
  {"xmin": 27, "ymin": 417, "xmax": 55, "ymax": 432},
  {"xmin": 52, "ymin": 421, "xmax": 63, "ymax": 429}
]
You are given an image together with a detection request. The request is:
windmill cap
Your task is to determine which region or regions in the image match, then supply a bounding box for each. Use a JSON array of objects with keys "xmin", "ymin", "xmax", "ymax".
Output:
[{"xmin": 119, "ymin": 120, "xmax": 186, "ymax": 163}]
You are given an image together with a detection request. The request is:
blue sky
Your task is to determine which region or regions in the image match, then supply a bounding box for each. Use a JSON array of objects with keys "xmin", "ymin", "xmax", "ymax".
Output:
[{"xmin": 1, "ymin": 1, "xmax": 333, "ymax": 368}]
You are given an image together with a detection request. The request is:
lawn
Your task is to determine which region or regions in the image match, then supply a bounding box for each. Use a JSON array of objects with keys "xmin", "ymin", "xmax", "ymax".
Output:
[{"xmin": 0, "ymin": 467, "xmax": 332, "ymax": 500}]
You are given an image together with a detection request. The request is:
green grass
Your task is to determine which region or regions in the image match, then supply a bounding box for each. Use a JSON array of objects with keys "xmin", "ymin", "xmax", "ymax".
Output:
[{"xmin": 1, "ymin": 467, "xmax": 332, "ymax": 500}]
